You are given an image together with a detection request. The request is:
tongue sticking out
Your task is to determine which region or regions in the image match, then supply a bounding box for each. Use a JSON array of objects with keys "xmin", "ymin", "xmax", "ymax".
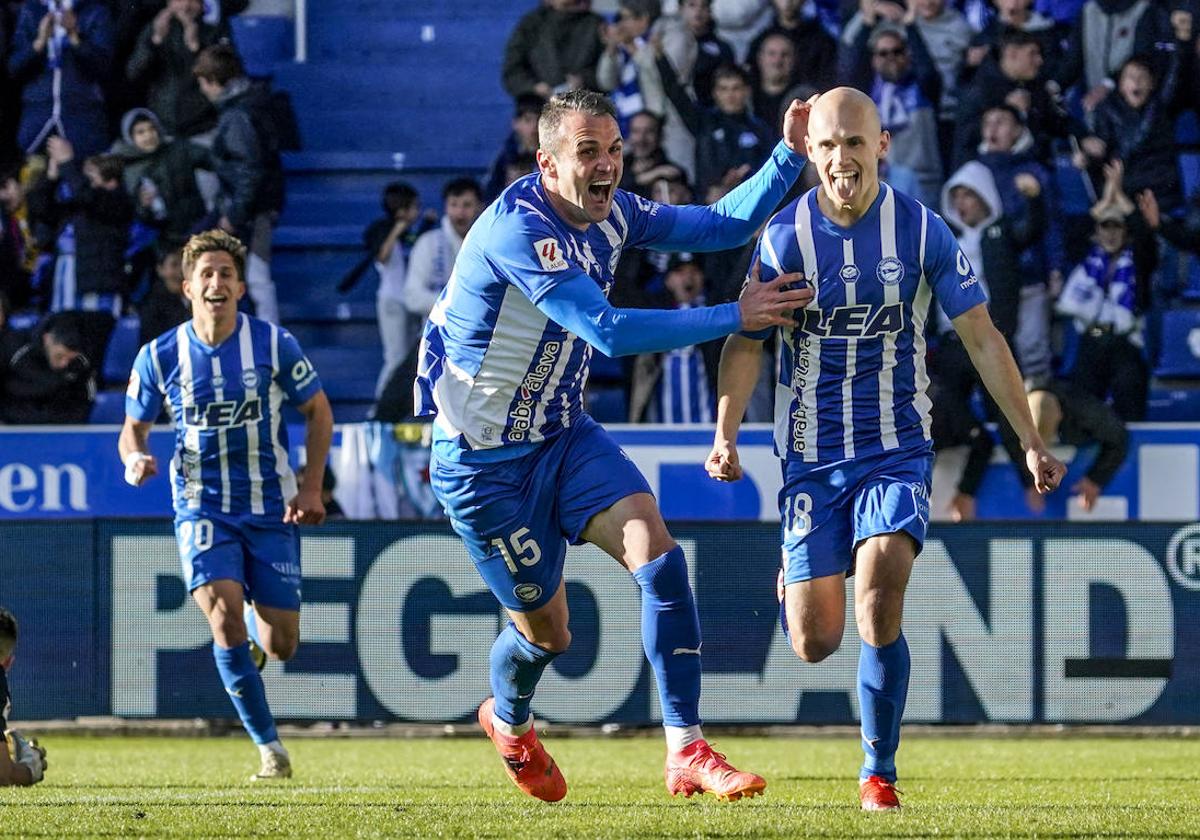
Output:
[{"xmin": 832, "ymin": 172, "xmax": 858, "ymax": 203}]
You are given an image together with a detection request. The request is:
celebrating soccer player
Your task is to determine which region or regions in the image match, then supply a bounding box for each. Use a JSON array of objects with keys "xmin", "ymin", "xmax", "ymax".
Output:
[
  {"xmin": 707, "ymin": 88, "xmax": 1066, "ymax": 811},
  {"xmin": 119, "ymin": 230, "xmax": 334, "ymax": 781},
  {"xmin": 416, "ymin": 88, "xmax": 814, "ymax": 802}
]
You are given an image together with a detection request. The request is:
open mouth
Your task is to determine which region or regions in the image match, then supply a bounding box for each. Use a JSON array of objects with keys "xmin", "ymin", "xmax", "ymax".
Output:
[
  {"xmin": 203, "ymin": 294, "xmax": 228, "ymax": 306},
  {"xmin": 830, "ymin": 170, "xmax": 859, "ymax": 202},
  {"xmin": 587, "ymin": 179, "xmax": 613, "ymax": 204}
]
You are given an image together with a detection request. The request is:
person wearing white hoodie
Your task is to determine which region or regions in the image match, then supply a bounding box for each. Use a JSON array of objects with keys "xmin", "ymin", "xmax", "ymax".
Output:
[
  {"xmin": 403, "ymin": 178, "xmax": 483, "ymax": 321},
  {"xmin": 941, "ymin": 159, "xmax": 1047, "ymax": 373}
]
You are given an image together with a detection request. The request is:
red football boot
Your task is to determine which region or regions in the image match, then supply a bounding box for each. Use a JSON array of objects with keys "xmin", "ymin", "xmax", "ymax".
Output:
[
  {"xmin": 478, "ymin": 698, "xmax": 566, "ymax": 802},
  {"xmin": 859, "ymin": 775, "xmax": 902, "ymax": 811},
  {"xmin": 665, "ymin": 740, "xmax": 766, "ymax": 802}
]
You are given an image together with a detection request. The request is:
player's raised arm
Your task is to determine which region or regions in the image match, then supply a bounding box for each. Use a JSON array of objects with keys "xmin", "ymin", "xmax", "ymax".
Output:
[{"xmin": 634, "ymin": 97, "xmax": 815, "ymax": 253}]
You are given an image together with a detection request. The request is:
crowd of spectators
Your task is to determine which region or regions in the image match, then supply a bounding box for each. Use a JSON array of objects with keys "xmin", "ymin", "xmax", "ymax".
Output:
[
  {"xmin": 0, "ymin": 0, "xmax": 284, "ymax": 423},
  {"xmin": 3, "ymin": 0, "xmax": 1198, "ymax": 519}
]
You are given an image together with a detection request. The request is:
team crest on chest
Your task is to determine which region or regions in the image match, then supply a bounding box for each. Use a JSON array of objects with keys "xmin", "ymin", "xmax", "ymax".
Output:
[
  {"xmin": 839, "ymin": 265, "xmax": 860, "ymax": 284},
  {"xmin": 241, "ymin": 370, "xmax": 260, "ymax": 389},
  {"xmin": 876, "ymin": 257, "xmax": 905, "ymax": 286}
]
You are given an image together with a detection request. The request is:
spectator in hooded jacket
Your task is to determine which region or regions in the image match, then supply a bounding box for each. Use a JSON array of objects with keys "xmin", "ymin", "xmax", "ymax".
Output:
[
  {"xmin": 125, "ymin": 0, "xmax": 224, "ymax": 138},
  {"xmin": 111, "ymin": 107, "xmax": 212, "ymax": 246},
  {"xmin": 8, "ymin": 0, "xmax": 114, "ymax": 157},
  {"xmin": 193, "ymin": 43, "xmax": 283, "ymax": 323},
  {"xmin": 0, "ymin": 314, "xmax": 95, "ymax": 423}
]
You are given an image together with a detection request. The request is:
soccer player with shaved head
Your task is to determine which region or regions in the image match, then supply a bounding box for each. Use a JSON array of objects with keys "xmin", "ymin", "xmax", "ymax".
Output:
[
  {"xmin": 417, "ymin": 88, "xmax": 816, "ymax": 802},
  {"xmin": 707, "ymin": 88, "xmax": 1066, "ymax": 810}
]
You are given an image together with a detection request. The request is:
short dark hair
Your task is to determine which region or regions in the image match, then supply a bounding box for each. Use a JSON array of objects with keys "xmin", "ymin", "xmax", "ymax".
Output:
[
  {"xmin": 999, "ymin": 29, "xmax": 1040, "ymax": 52},
  {"xmin": 538, "ymin": 90, "xmax": 618, "ymax": 154},
  {"xmin": 712, "ymin": 63, "xmax": 751, "ymax": 89},
  {"xmin": 381, "ymin": 181, "xmax": 419, "ymax": 215},
  {"xmin": 182, "ymin": 229, "xmax": 247, "ymax": 284},
  {"xmin": 87, "ymin": 154, "xmax": 124, "ymax": 183},
  {"xmin": 193, "ymin": 43, "xmax": 244, "ymax": 86},
  {"xmin": 620, "ymin": 0, "xmax": 662, "ymax": 19},
  {"xmin": 443, "ymin": 177, "xmax": 482, "ymax": 202},
  {"xmin": 514, "ymin": 93, "xmax": 547, "ymax": 119},
  {"xmin": 0, "ymin": 607, "xmax": 15, "ymax": 659},
  {"xmin": 45, "ymin": 318, "xmax": 85, "ymax": 353},
  {"xmin": 629, "ymin": 109, "xmax": 663, "ymax": 133}
]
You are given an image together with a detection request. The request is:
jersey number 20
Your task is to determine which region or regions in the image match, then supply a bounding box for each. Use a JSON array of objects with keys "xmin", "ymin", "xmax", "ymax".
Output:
[{"xmin": 492, "ymin": 527, "xmax": 542, "ymax": 575}]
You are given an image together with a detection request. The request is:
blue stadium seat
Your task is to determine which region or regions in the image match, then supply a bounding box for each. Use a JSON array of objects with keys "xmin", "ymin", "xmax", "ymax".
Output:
[
  {"xmin": 90, "ymin": 390, "xmax": 126, "ymax": 424},
  {"xmin": 230, "ymin": 16, "xmax": 294, "ymax": 77},
  {"xmin": 590, "ymin": 351, "xmax": 624, "ymax": 382},
  {"xmin": 102, "ymin": 315, "xmax": 141, "ymax": 385},
  {"xmin": 1180, "ymin": 154, "xmax": 1200, "ymax": 200},
  {"xmin": 1154, "ymin": 308, "xmax": 1200, "ymax": 378},
  {"xmin": 1147, "ymin": 381, "xmax": 1200, "ymax": 421}
]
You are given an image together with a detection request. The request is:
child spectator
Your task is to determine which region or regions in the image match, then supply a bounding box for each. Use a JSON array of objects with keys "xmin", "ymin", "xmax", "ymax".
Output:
[
  {"xmin": 28, "ymin": 136, "xmax": 133, "ymax": 316},
  {"xmin": 360, "ymin": 181, "xmax": 433, "ymax": 396}
]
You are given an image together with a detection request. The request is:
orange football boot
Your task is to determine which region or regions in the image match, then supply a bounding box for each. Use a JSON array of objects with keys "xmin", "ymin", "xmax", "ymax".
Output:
[
  {"xmin": 665, "ymin": 740, "xmax": 766, "ymax": 801},
  {"xmin": 478, "ymin": 698, "xmax": 566, "ymax": 802}
]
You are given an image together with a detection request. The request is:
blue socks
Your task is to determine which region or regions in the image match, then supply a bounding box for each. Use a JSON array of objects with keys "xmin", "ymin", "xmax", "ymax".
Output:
[
  {"xmin": 858, "ymin": 632, "xmax": 910, "ymax": 782},
  {"xmin": 212, "ymin": 641, "xmax": 278, "ymax": 745},
  {"xmin": 489, "ymin": 622, "xmax": 560, "ymax": 726},
  {"xmin": 633, "ymin": 545, "xmax": 702, "ymax": 728}
]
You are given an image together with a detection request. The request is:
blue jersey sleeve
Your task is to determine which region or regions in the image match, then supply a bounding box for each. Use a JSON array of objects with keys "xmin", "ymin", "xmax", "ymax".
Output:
[
  {"xmin": 924, "ymin": 211, "xmax": 989, "ymax": 320},
  {"xmin": 125, "ymin": 343, "xmax": 164, "ymax": 422},
  {"xmin": 535, "ymin": 274, "xmax": 742, "ymax": 357},
  {"xmin": 275, "ymin": 329, "xmax": 323, "ymax": 405},
  {"xmin": 620, "ymin": 141, "xmax": 806, "ymax": 253},
  {"xmin": 488, "ymin": 210, "xmax": 595, "ymax": 304}
]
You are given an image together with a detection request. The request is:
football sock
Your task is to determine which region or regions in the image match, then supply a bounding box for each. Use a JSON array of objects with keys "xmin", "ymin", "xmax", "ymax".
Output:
[
  {"xmin": 213, "ymin": 641, "xmax": 278, "ymax": 745},
  {"xmin": 633, "ymin": 545, "xmax": 702, "ymax": 728},
  {"xmin": 491, "ymin": 715, "xmax": 533, "ymax": 738},
  {"xmin": 258, "ymin": 739, "xmax": 288, "ymax": 759},
  {"xmin": 243, "ymin": 602, "xmax": 264, "ymax": 649},
  {"xmin": 489, "ymin": 622, "xmax": 560, "ymax": 727},
  {"xmin": 858, "ymin": 632, "xmax": 910, "ymax": 783},
  {"xmin": 664, "ymin": 724, "xmax": 704, "ymax": 753}
]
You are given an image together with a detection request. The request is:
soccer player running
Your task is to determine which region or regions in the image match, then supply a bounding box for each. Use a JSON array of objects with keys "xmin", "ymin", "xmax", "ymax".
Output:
[
  {"xmin": 706, "ymin": 88, "xmax": 1066, "ymax": 811},
  {"xmin": 119, "ymin": 230, "xmax": 333, "ymax": 781},
  {"xmin": 416, "ymin": 88, "xmax": 814, "ymax": 802}
]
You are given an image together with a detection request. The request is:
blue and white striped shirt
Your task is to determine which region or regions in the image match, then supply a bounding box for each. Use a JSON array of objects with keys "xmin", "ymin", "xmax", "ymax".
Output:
[
  {"xmin": 125, "ymin": 314, "xmax": 323, "ymax": 518},
  {"xmin": 750, "ymin": 184, "xmax": 988, "ymax": 462}
]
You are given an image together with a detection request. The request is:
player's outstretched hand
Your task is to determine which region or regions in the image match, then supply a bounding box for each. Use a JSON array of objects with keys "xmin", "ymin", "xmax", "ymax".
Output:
[
  {"xmin": 284, "ymin": 488, "xmax": 326, "ymax": 526},
  {"xmin": 1025, "ymin": 444, "xmax": 1065, "ymax": 495},
  {"xmin": 782, "ymin": 94, "xmax": 818, "ymax": 156},
  {"xmin": 6, "ymin": 730, "xmax": 47, "ymax": 784},
  {"xmin": 738, "ymin": 259, "xmax": 814, "ymax": 331},
  {"xmin": 706, "ymin": 442, "xmax": 742, "ymax": 482}
]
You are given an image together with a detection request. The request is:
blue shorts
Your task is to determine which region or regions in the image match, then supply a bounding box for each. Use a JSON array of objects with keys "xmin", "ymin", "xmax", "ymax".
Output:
[
  {"xmin": 174, "ymin": 512, "xmax": 302, "ymax": 611},
  {"xmin": 430, "ymin": 414, "xmax": 651, "ymax": 612},
  {"xmin": 780, "ymin": 444, "xmax": 933, "ymax": 585}
]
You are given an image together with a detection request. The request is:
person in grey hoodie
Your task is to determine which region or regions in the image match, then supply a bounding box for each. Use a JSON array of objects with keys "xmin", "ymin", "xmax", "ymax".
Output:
[{"xmin": 111, "ymin": 107, "xmax": 213, "ymax": 247}]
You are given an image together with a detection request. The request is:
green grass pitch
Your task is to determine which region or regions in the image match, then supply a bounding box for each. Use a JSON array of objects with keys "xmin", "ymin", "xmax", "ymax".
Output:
[{"xmin": 1, "ymin": 734, "xmax": 1197, "ymax": 837}]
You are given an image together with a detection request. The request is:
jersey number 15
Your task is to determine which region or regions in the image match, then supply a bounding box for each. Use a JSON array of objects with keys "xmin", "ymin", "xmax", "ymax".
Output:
[{"xmin": 492, "ymin": 527, "xmax": 542, "ymax": 575}]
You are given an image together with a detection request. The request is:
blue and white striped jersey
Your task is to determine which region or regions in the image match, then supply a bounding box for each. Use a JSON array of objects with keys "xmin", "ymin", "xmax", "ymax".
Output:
[
  {"xmin": 753, "ymin": 184, "xmax": 987, "ymax": 462},
  {"xmin": 125, "ymin": 314, "xmax": 323, "ymax": 518},
  {"xmin": 415, "ymin": 143, "xmax": 804, "ymax": 463}
]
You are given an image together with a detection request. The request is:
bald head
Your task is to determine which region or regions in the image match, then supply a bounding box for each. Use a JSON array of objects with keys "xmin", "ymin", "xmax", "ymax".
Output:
[
  {"xmin": 805, "ymin": 88, "xmax": 888, "ymax": 223},
  {"xmin": 808, "ymin": 87, "xmax": 881, "ymax": 139}
]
